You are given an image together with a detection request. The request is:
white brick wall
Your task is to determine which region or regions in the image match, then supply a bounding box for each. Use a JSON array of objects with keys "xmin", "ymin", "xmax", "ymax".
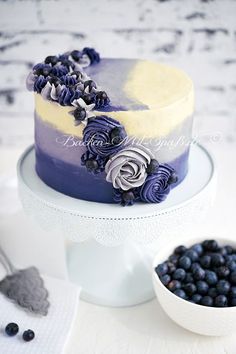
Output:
[{"xmin": 0, "ymin": 0, "xmax": 235, "ymax": 147}]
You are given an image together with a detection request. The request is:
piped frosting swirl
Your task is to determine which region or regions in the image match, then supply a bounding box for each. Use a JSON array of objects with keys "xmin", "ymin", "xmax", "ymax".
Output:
[{"xmin": 105, "ymin": 145, "xmax": 154, "ymax": 191}]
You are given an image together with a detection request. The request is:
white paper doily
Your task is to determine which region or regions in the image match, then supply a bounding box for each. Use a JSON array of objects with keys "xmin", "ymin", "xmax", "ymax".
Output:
[{"xmin": 17, "ymin": 144, "xmax": 216, "ymax": 247}]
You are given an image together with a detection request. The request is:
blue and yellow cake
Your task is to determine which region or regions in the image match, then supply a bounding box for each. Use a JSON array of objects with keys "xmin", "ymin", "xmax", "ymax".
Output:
[{"xmin": 26, "ymin": 48, "xmax": 194, "ymax": 206}]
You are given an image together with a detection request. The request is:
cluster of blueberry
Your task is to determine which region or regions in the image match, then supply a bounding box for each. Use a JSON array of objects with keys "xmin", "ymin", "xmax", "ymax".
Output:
[
  {"xmin": 5, "ymin": 322, "xmax": 34, "ymax": 342},
  {"xmin": 32, "ymin": 48, "xmax": 110, "ymax": 114},
  {"xmin": 156, "ymin": 240, "xmax": 236, "ymax": 307}
]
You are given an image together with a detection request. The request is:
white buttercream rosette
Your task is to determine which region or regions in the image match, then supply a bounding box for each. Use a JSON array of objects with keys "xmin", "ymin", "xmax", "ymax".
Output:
[{"xmin": 105, "ymin": 145, "xmax": 154, "ymax": 191}]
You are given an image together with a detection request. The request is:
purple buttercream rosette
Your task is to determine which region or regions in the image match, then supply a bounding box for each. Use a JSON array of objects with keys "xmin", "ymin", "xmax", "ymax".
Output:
[
  {"xmin": 58, "ymin": 87, "xmax": 82, "ymax": 106},
  {"xmin": 26, "ymin": 48, "xmax": 110, "ymax": 108},
  {"xmin": 82, "ymin": 115, "xmax": 127, "ymax": 159},
  {"xmin": 139, "ymin": 164, "xmax": 175, "ymax": 203}
]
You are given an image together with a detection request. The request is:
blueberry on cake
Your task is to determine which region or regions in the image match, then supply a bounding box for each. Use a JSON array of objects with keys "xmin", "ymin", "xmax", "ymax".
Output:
[{"xmin": 26, "ymin": 48, "xmax": 194, "ymax": 206}]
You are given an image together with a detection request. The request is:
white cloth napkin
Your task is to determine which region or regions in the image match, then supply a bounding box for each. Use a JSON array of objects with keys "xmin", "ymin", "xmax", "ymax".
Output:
[{"xmin": 0, "ymin": 275, "xmax": 80, "ymax": 354}]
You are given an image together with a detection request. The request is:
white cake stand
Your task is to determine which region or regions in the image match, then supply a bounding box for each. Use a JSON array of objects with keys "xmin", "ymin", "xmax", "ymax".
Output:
[{"xmin": 17, "ymin": 144, "xmax": 216, "ymax": 307}]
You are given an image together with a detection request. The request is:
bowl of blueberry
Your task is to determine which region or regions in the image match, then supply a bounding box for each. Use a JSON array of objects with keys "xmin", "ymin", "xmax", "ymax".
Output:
[{"xmin": 153, "ymin": 238, "xmax": 236, "ymax": 336}]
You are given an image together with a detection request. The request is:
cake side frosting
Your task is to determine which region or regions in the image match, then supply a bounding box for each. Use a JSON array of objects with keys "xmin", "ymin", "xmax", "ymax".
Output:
[
  {"xmin": 28, "ymin": 48, "xmax": 194, "ymax": 206},
  {"xmin": 35, "ymin": 110, "xmax": 192, "ymax": 165},
  {"xmin": 33, "ymin": 58, "xmax": 194, "ymax": 139}
]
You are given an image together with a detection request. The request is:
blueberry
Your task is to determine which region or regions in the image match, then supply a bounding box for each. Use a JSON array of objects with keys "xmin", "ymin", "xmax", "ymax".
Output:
[
  {"xmin": 230, "ymin": 271, "xmax": 236, "ymax": 284},
  {"xmin": 229, "ymin": 286, "xmax": 236, "ymax": 298},
  {"xmin": 178, "ymin": 256, "xmax": 191, "ymax": 270},
  {"xmin": 184, "ymin": 273, "xmax": 194, "ymax": 283},
  {"xmin": 185, "ymin": 249, "xmax": 199, "ymax": 262},
  {"xmin": 191, "ymin": 243, "xmax": 203, "ymax": 256},
  {"xmin": 225, "ymin": 245, "xmax": 234, "ymax": 255},
  {"xmin": 168, "ymin": 254, "xmax": 179, "ymax": 266},
  {"xmin": 173, "ymin": 268, "xmax": 186, "ymax": 281},
  {"xmin": 183, "ymin": 283, "xmax": 197, "ymax": 296},
  {"xmin": 230, "ymin": 298, "xmax": 236, "ymax": 306},
  {"xmin": 193, "ymin": 267, "xmax": 205, "ymax": 280},
  {"xmin": 23, "ymin": 329, "xmax": 35, "ymax": 342},
  {"xmin": 146, "ymin": 159, "xmax": 159, "ymax": 174},
  {"xmin": 174, "ymin": 245, "xmax": 187, "ymax": 256},
  {"xmin": 74, "ymin": 107, "xmax": 86, "ymax": 122},
  {"xmin": 95, "ymin": 91, "xmax": 109, "ymax": 108},
  {"xmin": 216, "ymin": 266, "xmax": 230, "ymax": 278},
  {"xmin": 205, "ymin": 270, "xmax": 218, "ymax": 285},
  {"xmin": 200, "ymin": 255, "xmax": 211, "ymax": 268},
  {"xmin": 49, "ymin": 76, "xmax": 61, "ymax": 86},
  {"xmin": 168, "ymin": 172, "xmax": 178, "ymax": 184},
  {"xmin": 85, "ymin": 159, "xmax": 98, "ymax": 172},
  {"xmin": 191, "ymin": 294, "xmax": 202, "ymax": 304},
  {"xmin": 191, "ymin": 262, "xmax": 201, "ymax": 272},
  {"xmin": 200, "ymin": 296, "xmax": 213, "ymax": 307},
  {"xmin": 160, "ymin": 274, "xmax": 171, "ymax": 286},
  {"xmin": 216, "ymin": 280, "xmax": 230, "ymax": 295},
  {"xmin": 166, "ymin": 261, "xmax": 176, "ymax": 274},
  {"xmin": 84, "ymin": 80, "xmax": 97, "ymax": 91},
  {"xmin": 155, "ymin": 263, "xmax": 168, "ymax": 276},
  {"xmin": 110, "ymin": 127, "xmax": 126, "ymax": 145},
  {"xmin": 174, "ymin": 289, "xmax": 187, "ymax": 299},
  {"xmin": 45, "ymin": 55, "xmax": 58, "ymax": 65},
  {"xmin": 82, "ymin": 93, "xmax": 95, "ymax": 105},
  {"xmin": 71, "ymin": 70, "xmax": 83, "ymax": 79},
  {"xmin": 208, "ymin": 287, "xmax": 218, "ymax": 298},
  {"xmin": 122, "ymin": 191, "xmax": 135, "ymax": 204},
  {"xmin": 5, "ymin": 323, "xmax": 19, "ymax": 336},
  {"xmin": 215, "ymin": 295, "xmax": 228, "ymax": 307},
  {"xmin": 71, "ymin": 50, "xmax": 83, "ymax": 62},
  {"xmin": 196, "ymin": 281, "xmax": 209, "ymax": 295},
  {"xmin": 220, "ymin": 247, "xmax": 228, "ymax": 257},
  {"xmin": 231, "ymin": 255, "xmax": 236, "ymax": 261},
  {"xmin": 42, "ymin": 67, "xmax": 51, "ymax": 77},
  {"xmin": 211, "ymin": 253, "xmax": 225, "ymax": 267},
  {"xmin": 168, "ymin": 280, "xmax": 181, "ymax": 292},
  {"xmin": 226, "ymin": 260, "xmax": 236, "ymax": 271},
  {"xmin": 202, "ymin": 240, "xmax": 219, "ymax": 252},
  {"xmin": 61, "ymin": 58, "xmax": 74, "ymax": 69},
  {"xmin": 225, "ymin": 255, "xmax": 234, "ymax": 263}
]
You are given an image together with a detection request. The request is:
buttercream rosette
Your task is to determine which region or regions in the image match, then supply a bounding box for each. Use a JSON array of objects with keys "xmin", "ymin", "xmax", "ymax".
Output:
[
  {"xmin": 105, "ymin": 145, "xmax": 154, "ymax": 191},
  {"xmin": 139, "ymin": 164, "xmax": 175, "ymax": 203},
  {"xmin": 41, "ymin": 81, "xmax": 65, "ymax": 101},
  {"xmin": 26, "ymin": 48, "xmax": 109, "ymax": 108},
  {"xmin": 82, "ymin": 115, "xmax": 127, "ymax": 159}
]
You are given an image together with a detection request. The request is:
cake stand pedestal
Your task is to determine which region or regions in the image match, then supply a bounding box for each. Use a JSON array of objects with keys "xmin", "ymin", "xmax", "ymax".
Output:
[{"xmin": 17, "ymin": 144, "xmax": 216, "ymax": 307}]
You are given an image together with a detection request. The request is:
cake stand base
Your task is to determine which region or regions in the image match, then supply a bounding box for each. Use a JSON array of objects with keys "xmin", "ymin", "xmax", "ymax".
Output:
[
  {"xmin": 67, "ymin": 239, "xmax": 155, "ymax": 307},
  {"xmin": 17, "ymin": 144, "xmax": 216, "ymax": 307}
]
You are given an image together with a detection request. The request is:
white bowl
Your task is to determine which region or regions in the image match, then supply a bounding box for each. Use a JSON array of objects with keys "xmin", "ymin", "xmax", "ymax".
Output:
[{"xmin": 152, "ymin": 237, "xmax": 236, "ymax": 336}]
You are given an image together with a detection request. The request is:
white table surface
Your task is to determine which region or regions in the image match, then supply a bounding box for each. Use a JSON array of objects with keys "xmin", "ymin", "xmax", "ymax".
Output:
[{"xmin": 0, "ymin": 141, "xmax": 236, "ymax": 354}]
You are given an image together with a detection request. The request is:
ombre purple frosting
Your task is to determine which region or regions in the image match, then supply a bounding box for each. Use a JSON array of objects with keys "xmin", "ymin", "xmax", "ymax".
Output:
[
  {"xmin": 139, "ymin": 164, "xmax": 174, "ymax": 203},
  {"xmin": 82, "ymin": 115, "xmax": 126, "ymax": 158}
]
